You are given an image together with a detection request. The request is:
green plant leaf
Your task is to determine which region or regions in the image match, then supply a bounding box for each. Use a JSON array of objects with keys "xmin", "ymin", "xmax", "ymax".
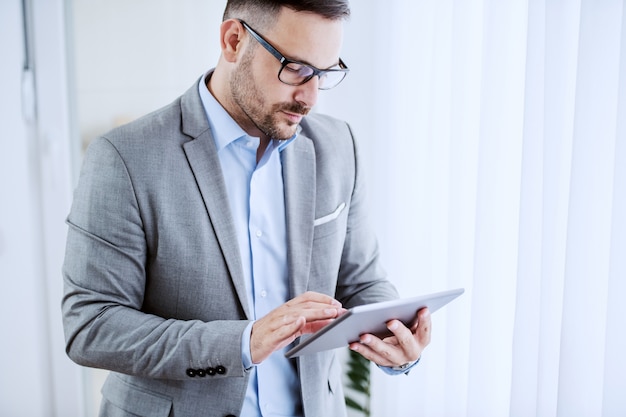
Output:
[
  {"xmin": 347, "ymin": 375, "xmax": 369, "ymax": 392},
  {"xmin": 345, "ymin": 396, "xmax": 367, "ymax": 413},
  {"xmin": 344, "ymin": 348, "xmax": 372, "ymax": 416}
]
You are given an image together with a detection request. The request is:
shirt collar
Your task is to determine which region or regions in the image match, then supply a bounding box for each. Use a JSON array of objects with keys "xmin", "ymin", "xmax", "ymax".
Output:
[{"xmin": 198, "ymin": 72, "xmax": 299, "ymax": 152}]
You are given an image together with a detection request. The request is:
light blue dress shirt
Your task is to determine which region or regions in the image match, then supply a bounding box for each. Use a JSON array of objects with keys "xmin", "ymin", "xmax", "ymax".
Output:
[{"xmin": 198, "ymin": 75, "xmax": 302, "ymax": 417}]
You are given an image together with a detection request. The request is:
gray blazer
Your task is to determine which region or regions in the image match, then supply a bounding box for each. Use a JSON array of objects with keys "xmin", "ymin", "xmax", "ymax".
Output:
[{"xmin": 62, "ymin": 78, "xmax": 398, "ymax": 417}]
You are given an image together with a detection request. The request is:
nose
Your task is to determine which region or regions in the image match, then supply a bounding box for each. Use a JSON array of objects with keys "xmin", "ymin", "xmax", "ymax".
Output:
[{"xmin": 293, "ymin": 76, "xmax": 319, "ymax": 108}]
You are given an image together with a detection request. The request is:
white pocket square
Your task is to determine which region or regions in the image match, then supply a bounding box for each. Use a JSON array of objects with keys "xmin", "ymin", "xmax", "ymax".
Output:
[{"xmin": 314, "ymin": 202, "xmax": 346, "ymax": 226}]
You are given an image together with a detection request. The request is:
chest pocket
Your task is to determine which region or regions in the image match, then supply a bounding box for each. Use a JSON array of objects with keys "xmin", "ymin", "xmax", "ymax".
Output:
[{"xmin": 313, "ymin": 202, "xmax": 346, "ymax": 239}]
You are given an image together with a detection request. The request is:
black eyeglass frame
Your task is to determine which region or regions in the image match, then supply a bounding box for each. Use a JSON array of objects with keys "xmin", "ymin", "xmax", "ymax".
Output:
[{"xmin": 238, "ymin": 19, "xmax": 349, "ymax": 90}]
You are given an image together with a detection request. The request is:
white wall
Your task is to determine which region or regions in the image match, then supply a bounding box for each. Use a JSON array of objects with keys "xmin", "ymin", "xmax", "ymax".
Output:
[
  {"xmin": 0, "ymin": 0, "xmax": 81, "ymax": 416},
  {"xmin": 72, "ymin": 0, "xmax": 226, "ymax": 149}
]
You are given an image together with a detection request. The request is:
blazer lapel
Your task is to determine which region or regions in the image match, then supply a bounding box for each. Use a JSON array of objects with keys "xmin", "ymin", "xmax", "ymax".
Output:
[
  {"xmin": 180, "ymin": 82, "xmax": 252, "ymax": 320},
  {"xmin": 282, "ymin": 134, "xmax": 316, "ymax": 298}
]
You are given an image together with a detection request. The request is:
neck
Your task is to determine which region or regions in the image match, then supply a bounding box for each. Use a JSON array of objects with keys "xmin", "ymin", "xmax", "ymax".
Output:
[
  {"xmin": 207, "ymin": 68, "xmax": 272, "ymax": 163},
  {"xmin": 207, "ymin": 67, "xmax": 268, "ymax": 139}
]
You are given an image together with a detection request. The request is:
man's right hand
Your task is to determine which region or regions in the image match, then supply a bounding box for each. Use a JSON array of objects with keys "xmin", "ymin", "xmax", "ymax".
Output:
[{"xmin": 250, "ymin": 291, "xmax": 345, "ymax": 364}]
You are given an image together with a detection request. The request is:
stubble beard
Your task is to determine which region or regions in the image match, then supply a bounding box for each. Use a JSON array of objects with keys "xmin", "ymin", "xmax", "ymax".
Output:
[{"xmin": 230, "ymin": 49, "xmax": 311, "ymax": 140}]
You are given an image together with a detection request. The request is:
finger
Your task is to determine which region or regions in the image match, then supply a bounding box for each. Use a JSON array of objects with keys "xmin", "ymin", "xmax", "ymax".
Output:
[
  {"xmin": 251, "ymin": 315, "xmax": 306, "ymax": 364},
  {"xmin": 284, "ymin": 293, "xmax": 344, "ymax": 322},
  {"xmin": 350, "ymin": 316, "xmax": 426, "ymax": 367},
  {"xmin": 290, "ymin": 291, "xmax": 343, "ymax": 308},
  {"xmin": 254, "ymin": 314, "xmax": 305, "ymax": 346},
  {"xmin": 302, "ymin": 304, "xmax": 344, "ymax": 319},
  {"xmin": 301, "ymin": 317, "xmax": 336, "ymax": 334},
  {"xmin": 386, "ymin": 320, "xmax": 420, "ymax": 359},
  {"xmin": 349, "ymin": 335, "xmax": 396, "ymax": 367},
  {"xmin": 415, "ymin": 308, "xmax": 432, "ymax": 346},
  {"xmin": 281, "ymin": 298, "xmax": 344, "ymax": 323},
  {"xmin": 381, "ymin": 335, "xmax": 399, "ymax": 346},
  {"xmin": 250, "ymin": 294, "xmax": 345, "ymax": 363},
  {"xmin": 275, "ymin": 316, "xmax": 307, "ymax": 347},
  {"xmin": 257, "ymin": 298, "xmax": 339, "ymax": 342}
]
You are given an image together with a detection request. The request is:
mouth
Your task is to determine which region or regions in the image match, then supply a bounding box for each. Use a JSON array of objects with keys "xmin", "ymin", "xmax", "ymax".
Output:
[{"xmin": 281, "ymin": 110, "xmax": 304, "ymax": 124}]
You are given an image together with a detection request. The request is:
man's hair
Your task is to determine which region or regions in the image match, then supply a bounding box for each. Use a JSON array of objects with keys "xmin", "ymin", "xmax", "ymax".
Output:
[{"xmin": 223, "ymin": 0, "xmax": 350, "ymax": 31}]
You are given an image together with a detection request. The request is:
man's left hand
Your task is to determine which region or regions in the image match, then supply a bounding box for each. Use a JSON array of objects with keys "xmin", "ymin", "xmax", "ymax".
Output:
[{"xmin": 348, "ymin": 307, "xmax": 431, "ymax": 368}]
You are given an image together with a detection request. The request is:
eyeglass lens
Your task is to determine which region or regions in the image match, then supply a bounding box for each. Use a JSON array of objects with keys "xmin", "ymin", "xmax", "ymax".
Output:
[{"xmin": 279, "ymin": 62, "xmax": 346, "ymax": 89}]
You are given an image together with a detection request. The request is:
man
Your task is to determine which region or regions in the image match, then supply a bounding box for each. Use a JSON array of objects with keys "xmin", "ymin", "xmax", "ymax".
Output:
[{"xmin": 62, "ymin": 1, "xmax": 431, "ymax": 416}]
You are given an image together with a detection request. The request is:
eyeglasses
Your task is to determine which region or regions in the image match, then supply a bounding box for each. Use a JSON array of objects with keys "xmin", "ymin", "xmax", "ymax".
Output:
[{"xmin": 238, "ymin": 20, "xmax": 349, "ymax": 90}]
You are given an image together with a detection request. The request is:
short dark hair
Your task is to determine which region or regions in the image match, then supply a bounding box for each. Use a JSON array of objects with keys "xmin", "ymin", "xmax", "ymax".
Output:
[{"xmin": 223, "ymin": 0, "xmax": 350, "ymax": 30}]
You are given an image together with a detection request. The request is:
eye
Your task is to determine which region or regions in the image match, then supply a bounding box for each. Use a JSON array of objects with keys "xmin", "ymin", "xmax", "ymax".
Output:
[{"xmin": 284, "ymin": 62, "xmax": 313, "ymax": 77}]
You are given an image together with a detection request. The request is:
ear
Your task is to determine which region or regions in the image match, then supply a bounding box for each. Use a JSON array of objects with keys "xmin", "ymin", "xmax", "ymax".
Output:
[{"xmin": 220, "ymin": 19, "xmax": 246, "ymax": 63}]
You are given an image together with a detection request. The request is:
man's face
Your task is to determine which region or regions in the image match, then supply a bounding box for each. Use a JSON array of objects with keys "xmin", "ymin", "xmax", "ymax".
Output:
[{"xmin": 230, "ymin": 8, "xmax": 344, "ymax": 140}]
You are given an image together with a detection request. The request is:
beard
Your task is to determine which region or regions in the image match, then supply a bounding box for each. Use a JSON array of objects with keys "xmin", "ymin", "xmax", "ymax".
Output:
[{"xmin": 230, "ymin": 47, "xmax": 311, "ymax": 140}]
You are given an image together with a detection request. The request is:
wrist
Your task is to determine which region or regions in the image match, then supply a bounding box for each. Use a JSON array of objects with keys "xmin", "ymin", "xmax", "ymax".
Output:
[
  {"xmin": 241, "ymin": 321, "xmax": 255, "ymax": 370},
  {"xmin": 391, "ymin": 357, "xmax": 420, "ymax": 372}
]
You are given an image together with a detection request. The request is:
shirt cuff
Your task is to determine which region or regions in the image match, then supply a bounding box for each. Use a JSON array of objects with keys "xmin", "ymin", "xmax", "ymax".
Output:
[
  {"xmin": 241, "ymin": 321, "xmax": 255, "ymax": 370},
  {"xmin": 379, "ymin": 357, "xmax": 420, "ymax": 375}
]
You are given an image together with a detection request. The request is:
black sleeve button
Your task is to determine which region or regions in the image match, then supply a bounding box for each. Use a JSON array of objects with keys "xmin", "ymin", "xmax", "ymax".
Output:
[
  {"xmin": 186, "ymin": 368, "xmax": 196, "ymax": 377},
  {"xmin": 216, "ymin": 365, "xmax": 226, "ymax": 375},
  {"xmin": 196, "ymin": 368, "xmax": 206, "ymax": 377},
  {"xmin": 207, "ymin": 367, "xmax": 216, "ymax": 376}
]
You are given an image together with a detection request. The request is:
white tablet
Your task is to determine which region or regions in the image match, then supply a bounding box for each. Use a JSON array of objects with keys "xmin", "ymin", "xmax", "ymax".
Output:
[{"xmin": 285, "ymin": 288, "xmax": 464, "ymax": 358}]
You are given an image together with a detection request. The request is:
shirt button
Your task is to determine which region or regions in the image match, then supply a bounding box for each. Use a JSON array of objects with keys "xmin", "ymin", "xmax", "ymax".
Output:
[
  {"xmin": 255, "ymin": 230, "xmax": 263, "ymax": 238},
  {"xmin": 260, "ymin": 290, "xmax": 267, "ymax": 298}
]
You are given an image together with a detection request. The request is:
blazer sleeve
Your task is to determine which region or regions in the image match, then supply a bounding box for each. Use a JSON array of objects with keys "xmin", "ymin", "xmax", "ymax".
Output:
[{"xmin": 62, "ymin": 136, "xmax": 250, "ymax": 380}]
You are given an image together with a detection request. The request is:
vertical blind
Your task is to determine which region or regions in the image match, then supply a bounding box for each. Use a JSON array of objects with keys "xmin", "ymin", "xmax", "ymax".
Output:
[{"xmin": 322, "ymin": 1, "xmax": 626, "ymax": 416}]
